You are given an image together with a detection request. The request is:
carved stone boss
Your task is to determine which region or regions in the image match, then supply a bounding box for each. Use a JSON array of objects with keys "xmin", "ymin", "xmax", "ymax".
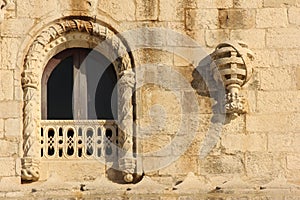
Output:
[
  {"xmin": 211, "ymin": 41, "xmax": 254, "ymax": 117},
  {"xmin": 22, "ymin": 18, "xmax": 136, "ymax": 182}
]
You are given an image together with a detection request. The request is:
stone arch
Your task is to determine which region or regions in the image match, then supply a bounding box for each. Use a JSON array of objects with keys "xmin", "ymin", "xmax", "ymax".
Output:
[{"xmin": 21, "ymin": 17, "xmax": 136, "ymax": 183}]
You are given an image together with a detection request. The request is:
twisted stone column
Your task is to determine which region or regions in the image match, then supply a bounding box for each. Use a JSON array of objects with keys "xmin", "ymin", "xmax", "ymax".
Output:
[
  {"xmin": 117, "ymin": 69, "xmax": 136, "ymax": 183},
  {"xmin": 21, "ymin": 70, "xmax": 40, "ymax": 182}
]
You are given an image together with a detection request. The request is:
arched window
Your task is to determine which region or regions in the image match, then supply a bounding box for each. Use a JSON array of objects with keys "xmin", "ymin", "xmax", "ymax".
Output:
[
  {"xmin": 42, "ymin": 48, "xmax": 117, "ymax": 120},
  {"xmin": 40, "ymin": 48, "xmax": 118, "ymax": 160}
]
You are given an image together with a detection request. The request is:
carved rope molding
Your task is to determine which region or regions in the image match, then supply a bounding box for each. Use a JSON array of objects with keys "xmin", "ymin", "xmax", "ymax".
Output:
[
  {"xmin": 117, "ymin": 70, "xmax": 136, "ymax": 183},
  {"xmin": 21, "ymin": 18, "xmax": 134, "ymax": 182}
]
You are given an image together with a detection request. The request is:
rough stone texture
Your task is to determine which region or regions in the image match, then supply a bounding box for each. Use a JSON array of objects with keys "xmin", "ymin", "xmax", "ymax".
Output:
[
  {"xmin": 0, "ymin": 0, "xmax": 298, "ymax": 196},
  {"xmin": 256, "ymin": 8, "xmax": 288, "ymax": 28},
  {"xmin": 245, "ymin": 152, "xmax": 285, "ymax": 182},
  {"xmin": 288, "ymin": 7, "xmax": 300, "ymax": 25},
  {"xmin": 159, "ymin": 0, "xmax": 184, "ymax": 21},
  {"xmin": 221, "ymin": 133, "xmax": 267, "ymax": 152},
  {"xmin": 259, "ymin": 67, "xmax": 295, "ymax": 90},
  {"xmin": 202, "ymin": 155, "xmax": 244, "ymax": 175},
  {"xmin": 266, "ymin": 28, "xmax": 300, "ymax": 48},
  {"xmin": 0, "ymin": 101, "xmax": 21, "ymax": 118},
  {"xmin": 98, "ymin": 0, "xmax": 135, "ymax": 21},
  {"xmin": 196, "ymin": 0, "xmax": 233, "ymax": 8},
  {"xmin": 136, "ymin": 0, "xmax": 158, "ymax": 21},
  {"xmin": 0, "ymin": 119, "xmax": 4, "ymax": 138},
  {"xmin": 263, "ymin": 0, "xmax": 297, "ymax": 7},
  {"xmin": 0, "ymin": 19, "xmax": 34, "ymax": 37},
  {"xmin": 287, "ymin": 155, "xmax": 300, "ymax": 170},
  {"xmin": 246, "ymin": 114, "xmax": 291, "ymax": 132},
  {"xmin": 0, "ymin": 140, "xmax": 18, "ymax": 157},
  {"xmin": 205, "ymin": 29, "xmax": 230, "ymax": 48},
  {"xmin": 218, "ymin": 9, "xmax": 256, "ymax": 29},
  {"xmin": 185, "ymin": 9, "xmax": 219, "ymax": 30},
  {"xmin": 5, "ymin": 118, "xmax": 21, "ymax": 138},
  {"xmin": 296, "ymin": 67, "xmax": 300, "ymax": 89},
  {"xmin": 17, "ymin": 0, "xmax": 59, "ymax": 18},
  {"xmin": 256, "ymin": 91, "xmax": 299, "ymax": 113},
  {"xmin": 230, "ymin": 29, "xmax": 266, "ymax": 48},
  {"xmin": 268, "ymin": 133, "xmax": 300, "ymax": 152},
  {"xmin": 233, "ymin": 0, "xmax": 263, "ymax": 8},
  {"xmin": 0, "ymin": 158, "xmax": 15, "ymax": 176},
  {"xmin": 0, "ymin": 70, "xmax": 13, "ymax": 100}
]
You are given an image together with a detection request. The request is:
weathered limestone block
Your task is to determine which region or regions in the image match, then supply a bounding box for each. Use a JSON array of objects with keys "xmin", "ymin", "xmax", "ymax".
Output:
[
  {"xmin": 288, "ymin": 7, "xmax": 300, "ymax": 25},
  {"xmin": 5, "ymin": 118, "xmax": 21, "ymax": 138},
  {"xmin": 0, "ymin": 140, "xmax": 18, "ymax": 157},
  {"xmin": 290, "ymin": 113, "xmax": 300, "ymax": 131},
  {"xmin": 0, "ymin": 19, "xmax": 34, "ymax": 37},
  {"xmin": 0, "ymin": 158, "xmax": 15, "ymax": 176},
  {"xmin": 159, "ymin": 0, "xmax": 184, "ymax": 21},
  {"xmin": 287, "ymin": 155, "xmax": 300, "ymax": 170},
  {"xmin": 230, "ymin": 29, "xmax": 266, "ymax": 48},
  {"xmin": 0, "ymin": 101, "xmax": 20, "ymax": 118},
  {"xmin": 140, "ymin": 133, "xmax": 171, "ymax": 155},
  {"xmin": 245, "ymin": 152, "xmax": 285, "ymax": 181},
  {"xmin": 268, "ymin": 133, "xmax": 300, "ymax": 152},
  {"xmin": 0, "ymin": 70, "xmax": 13, "ymax": 100},
  {"xmin": 260, "ymin": 67, "xmax": 294, "ymax": 90},
  {"xmin": 0, "ymin": 119, "xmax": 3, "ymax": 138},
  {"xmin": 219, "ymin": 9, "xmax": 255, "ymax": 29},
  {"xmin": 222, "ymin": 115, "xmax": 245, "ymax": 134},
  {"xmin": 98, "ymin": 0, "xmax": 135, "ymax": 21},
  {"xmin": 202, "ymin": 154, "xmax": 244, "ymax": 174},
  {"xmin": 136, "ymin": 0, "xmax": 158, "ymax": 20},
  {"xmin": 296, "ymin": 67, "xmax": 300, "ymax": 89},
  {"xmin": 159, "ymin": 155, "xmax": 198, "ymax": 175},
  {"xmin": 257, "ymin": 91, "xmax": 299, "ymax": 113},
  {"xmin": 185, "ymin": 9, "xmax": 219, "ymax": 30},
  {"xmin": 246, "ymin": 114, "xmax": 290, "ymax": 132},
  {"xmin": 277, "ymin": 50, "xmax": 300, "ymax": 67},
  {"xmin": 205, "ymin": 30, "xmax": 229, "ymax": 48},
  {"xmin": 40, "ymin": 161, "xmax": 106, "ymax": 181},
  {"xmin": 1, "ymin": 38, "xmax": 21, "ymax": 70},
  {"xmin": 253, "ymin": 49, "xmax": 279, "ymax": 68},
  {"xmin": 196, "ymin": 0, "xmax": 233, "ymax": 8},
  {"xmin": 233, "ymin": 0, "xmax": 263, "ymax": 8},
  {"xmin": 263, "ymin": 0, "xmax": 297, "ymax": 7},
  {"xmin": 256, "ymin": 8, "xmax": 288, "ymax": 28},
  {"xmin": 138, "ymin": 49, "xmax": 173, "ymax": 66},
  {"xmin": 221, "ymin": 133, "xmax": 267, "ymax": 152},
  {"xmin": 60, "ymin": 0, "xmax": 97, "ymax": 11},
  {"xmin": 266, "ymin": 28, "xmax": 300, "ymax": 48},
  {"xmin": 17, "ymin": 0, "xmax": 58, "ymax": 18}
]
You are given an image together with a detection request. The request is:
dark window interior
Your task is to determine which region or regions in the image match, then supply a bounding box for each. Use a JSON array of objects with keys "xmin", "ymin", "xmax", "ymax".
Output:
[{"xmin": 45, "ymin": 48, "xmax": 117, "ymax": 120}]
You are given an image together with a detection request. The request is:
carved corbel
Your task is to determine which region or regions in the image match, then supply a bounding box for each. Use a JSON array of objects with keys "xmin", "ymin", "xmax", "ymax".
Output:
[
  {"xmin": 21, "ymin": 70, "xmax": 40, "ymax": 182},
  {"xmin": 211, "ymin": 41, "xmax": 254, "ymax": 118},
  {"xmin": 117, "ymin": 69, "xmax": 136, "ymax": 183}
]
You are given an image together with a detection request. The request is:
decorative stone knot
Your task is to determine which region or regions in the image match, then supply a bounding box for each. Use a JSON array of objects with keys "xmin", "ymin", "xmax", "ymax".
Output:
[
  {"xmin": 225, "ymin": 92, "xmax": 246, "ymax": 117},
  {"xmin": 211, "ymin": 41, "xmax": 254, "ymax": 117}
]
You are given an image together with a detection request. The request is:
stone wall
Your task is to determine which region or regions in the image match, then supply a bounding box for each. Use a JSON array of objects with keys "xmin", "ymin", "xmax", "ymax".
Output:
[{"xmin": 0, "ymin": 0, "xmax": 299, "ymax": 190}]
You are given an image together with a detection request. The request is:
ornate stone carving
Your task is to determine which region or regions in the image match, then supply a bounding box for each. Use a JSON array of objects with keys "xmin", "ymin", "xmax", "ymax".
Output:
[
  {"xmin": 21, "ymin": 158, "xmax": 40, "ymax": 182},
  {"xmin": 117, "ymin": 69, "xmax": 136, "ymax": 182},
  {"xmin": 21, "ymin": 70, "xmax": 40, "ymax": 182},
  {"xmin": 40, "ymin": 120, "xmax": 117, "ymax": 159},
  {"xmin": 24, "ymin": 18, "xmax": 131, "ymax": 73},
  {"xmin": 211, "ymin": 41, "xmax": 254, "ymax": 117},
  {"xmin": 22, "ymin": 17, "xmax": 135, "ymax": 182}
]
